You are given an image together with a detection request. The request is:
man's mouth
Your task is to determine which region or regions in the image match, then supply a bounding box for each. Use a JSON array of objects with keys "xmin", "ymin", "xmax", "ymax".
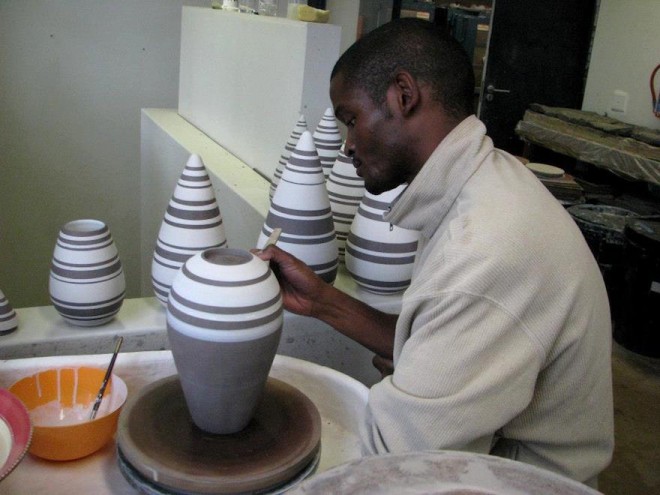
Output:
[{"xmin": 352, "ymin": 158, "xmax": 363, "ymax": 176}]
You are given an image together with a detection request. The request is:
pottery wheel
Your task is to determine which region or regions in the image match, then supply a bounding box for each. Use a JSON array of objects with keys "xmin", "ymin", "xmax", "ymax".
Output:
[{"xmin": 116, "ymin": 375, "xmax": 322, "ymax": 494}]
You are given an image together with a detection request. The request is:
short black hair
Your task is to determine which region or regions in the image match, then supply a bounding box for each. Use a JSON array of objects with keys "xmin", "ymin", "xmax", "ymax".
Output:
[{"xmin": 331, "ymin": 18, "xmax": 475, "ymax": 120}]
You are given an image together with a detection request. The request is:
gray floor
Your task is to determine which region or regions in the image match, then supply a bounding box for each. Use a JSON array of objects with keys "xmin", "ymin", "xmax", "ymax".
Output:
[{"xmin": 598, "ymin": 342, "xmax": 660, "ymax": 494}]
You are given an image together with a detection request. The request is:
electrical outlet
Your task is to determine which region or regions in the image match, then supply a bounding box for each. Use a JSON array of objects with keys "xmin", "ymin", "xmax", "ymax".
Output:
[{"xmin": 610, "ymin": 90, "xmax": 628, "ymax": 113}]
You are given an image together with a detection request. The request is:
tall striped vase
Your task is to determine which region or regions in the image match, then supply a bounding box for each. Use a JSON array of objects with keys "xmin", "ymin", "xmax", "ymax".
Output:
[
  {"xmin": 312, "ymin": 108, "xmax": 343, "ymax": 179},
  {"xmin": 258, "ymin": 130, "xmax": 338, "ymax": 284},
  {"xmin": 167, "ymin": 247, "xmax": 283, "ymax": 434},
  {"xmin": 0, "ymin": 288, "xmax": 18, "ymax": 335},
  {"xmin": 345, "ymin": 185, "xmax": 420, "ymax": 294},
  {"xmin": 326, "ymin": 146, "xmax": 365, "ymax": 261},
  {"xmin": 151, "ymin": 154, "xmax": 228, "ymax": 305},
  {"xmin": 48, "ymin": 219, "xmax": 126, "ymax": 326},
  {"xmin": 269, "ymin": 114, "xmax": 307, "ymax": 201}
]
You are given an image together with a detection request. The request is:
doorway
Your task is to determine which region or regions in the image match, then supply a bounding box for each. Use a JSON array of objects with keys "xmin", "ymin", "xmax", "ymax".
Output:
[
  {"xmin": 394, "ymin": 0, "xmax": 599, "ymax": 155},
  {"xmin": 478, "ymin": 0, "xmax": 598, "ymax": 154}
]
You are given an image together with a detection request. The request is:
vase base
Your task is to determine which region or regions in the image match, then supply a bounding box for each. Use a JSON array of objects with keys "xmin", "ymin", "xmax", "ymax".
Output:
[{"xmin": 60, "ymin": 314, "xmax": 118, "ymax": 327}]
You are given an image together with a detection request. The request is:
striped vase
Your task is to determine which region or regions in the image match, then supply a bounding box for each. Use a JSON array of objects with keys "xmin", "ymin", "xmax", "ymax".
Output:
[
  {"xmin": 312, "ymin": 108, "xmax": 343, "ymax": 179},
  {"xmin": 345, "ymin": 185, "xmax": 420, "ymax": 294},
  {"xmin": 326, "ymin": 146, "xmax": 365, "ymax": 261},
  {"xmin": 151, "ymin": 154, "xmax": 228, "ymax": 306},
  {"xmin": 167, "ymin": 247, "xmax": 283, "ymax": 434},
  {"xmin": 0, "ymin": 288, "xmax": 18, "ymax": 335},
  {"xmin": 258, "ymin": 130, "xmax": 338, "ymax": 284},
  {"xmin": 269, "ymin": 114, "xmax": 307, "ymax": 201},
  {"xmin": 48, "ymin": 219, "xmax": 126, "ymax": 326}
]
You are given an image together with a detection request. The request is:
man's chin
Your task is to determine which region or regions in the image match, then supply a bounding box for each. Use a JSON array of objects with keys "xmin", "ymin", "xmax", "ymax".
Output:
[{"xmin": 364, "ymin": 182, "xmax": 401, "ymax": 196}]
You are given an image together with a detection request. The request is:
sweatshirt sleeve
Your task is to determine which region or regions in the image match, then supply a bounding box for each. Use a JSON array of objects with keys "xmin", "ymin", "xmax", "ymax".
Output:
[{"xmin": 361, "ymin": 291, "xmax": 544, "ymax": 455}]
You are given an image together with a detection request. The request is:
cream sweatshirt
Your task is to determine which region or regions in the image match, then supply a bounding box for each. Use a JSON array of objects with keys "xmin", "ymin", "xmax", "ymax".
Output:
[{"xmin": 362, "ymin": 116, "xmax": 614, "ymax": 486}]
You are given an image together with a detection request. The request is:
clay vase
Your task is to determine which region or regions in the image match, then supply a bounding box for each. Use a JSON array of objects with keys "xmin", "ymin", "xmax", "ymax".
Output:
[
  {"xmin": 49, "ymin": 219, "xmax": 126, "ymax": 326},
  {"xmin": 345, "ymin": 185, "xmax": 421, "ymax": 294},
  {"xmin": 151, "ymin": 154, "xmax": 228, "ymax": 306},
  {"xmin": 312, "ymin": 108, "xmax": 343, "ymax": 179},
  {"xmin": 258, "ymin": 131, "xmax": 338, "ymax": 284},
  {"xmin": 269, "ymin": 115, "xmax": 307, "ymax": 201},
  {"xmin": 0, "ymin": 288, "xmax": 18, "ymax": 335},
  {"xmin": 326, "ymin": 146, "xmax": 365, "ymax": 261},
  {"xmin": 166, "ymin": 248, "xmax": 283, "ymax": 434}
]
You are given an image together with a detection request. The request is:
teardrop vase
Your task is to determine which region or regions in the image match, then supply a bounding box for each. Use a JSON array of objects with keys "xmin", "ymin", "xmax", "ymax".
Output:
[
  {"xmin": 258, "ymin": 131, "xmax": 338, "ymax": 284},
  {"xmin": 326, "ymin": 147, "xmax": 365, "ymax": 261},
  {"xmin": 49, "ymin": 219, "xmax": 126, "ymax": 326},
  {"xmin": 312, "ymin": 108, "xmax": 342, "ymax": 179},
  {"xmin": 0, "ymin": 288, "xmax": 18, "ymax": 335},
  {"xmin": 151, "ymin": 154, "xmax": 228, "ymax": 305},
  {"xmin": 345, "ymin": 185, "xmax": 420, "ymax": 294},
  {"xmin": 269, "ymin": 114, "xmax": 307, "ymax": 201}
]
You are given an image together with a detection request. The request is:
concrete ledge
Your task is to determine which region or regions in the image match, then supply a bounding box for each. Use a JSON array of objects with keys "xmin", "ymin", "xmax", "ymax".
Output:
[{"xmin": 0, "ymin": 293, "xmax": 393, "ymax": 386}]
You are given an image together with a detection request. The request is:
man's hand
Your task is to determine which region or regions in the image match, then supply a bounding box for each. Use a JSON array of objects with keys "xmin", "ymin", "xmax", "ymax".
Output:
[
  {"xmin": 252, "ymin": 245, "xmax": 327, "ymax": 317},
  {"xmin": 254, "ymin": 245, "xmax": 397, "ymax": 362}
]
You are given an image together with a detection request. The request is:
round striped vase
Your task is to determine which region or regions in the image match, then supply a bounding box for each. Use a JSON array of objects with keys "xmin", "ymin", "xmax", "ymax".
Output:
[
  {"xmin": 258, "ymin": 130, "xmax": 338, "ymax": 284},
  {"xmin": 151, "ymin": 154, "xmax": 228, "ymax": 306},
  {"xmin": 0, "ymin": 288, "xmax": 18, "ymax": 335},
  {"xmin": 312, "ymin": 108, "xmax": 343, "ymax": 179},
  {"xmin": 269, "ymin": 114, "xmax": 307, "ymax": 201},
  {"xmin": 326, "ymin": 146, "xmax": 365, "ymax": 261},
  {"xmin": 48, "ymin": 219, "xmax": 126, "ymax": 326},
  {"xmin": 345, "ymin": 185, "xmax": 420, "ymax": 294},
  {"xmin": 167, "ymin": 247, "xmax": 283, "ymax": 434}
]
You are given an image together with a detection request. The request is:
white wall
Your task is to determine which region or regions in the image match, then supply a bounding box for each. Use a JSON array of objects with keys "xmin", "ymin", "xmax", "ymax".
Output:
[
  {"xmin": 1, "ymin": 0, "xmax": 656, "ymax": 310},
  {"xmin": 177, "ymin": 8, "xmax": 341, "ymax": 181},
  {"xmin": 582, "ymin": 0, "xmax": 660, "ymax": 129},
  {"xmin": 0, "ymin": 0, "xmax": 207, "ymax": 308}
]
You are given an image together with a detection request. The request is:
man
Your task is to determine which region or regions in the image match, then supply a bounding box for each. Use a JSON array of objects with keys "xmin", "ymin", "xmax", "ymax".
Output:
[{"xmin": 257, "ymin": 18, "xmax": 613, "ymax": 487}]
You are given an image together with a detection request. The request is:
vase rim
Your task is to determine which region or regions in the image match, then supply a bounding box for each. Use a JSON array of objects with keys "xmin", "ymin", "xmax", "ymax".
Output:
[
  {"xmin": 61, "ymin": 219, "xmax": 107, "ymax": 236},
  {"xmin": 202, "ymin": 248, "xmax": 252, "ymax": 266}
]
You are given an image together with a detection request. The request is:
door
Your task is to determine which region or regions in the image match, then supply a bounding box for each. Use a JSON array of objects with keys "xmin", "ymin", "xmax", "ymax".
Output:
[{"xmin": 478, "ymin": 0, "xmax": 598, "ymax": 154}]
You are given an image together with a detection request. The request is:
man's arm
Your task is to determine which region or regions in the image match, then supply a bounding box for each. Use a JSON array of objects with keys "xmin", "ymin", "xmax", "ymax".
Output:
[{"xmin": 254, "ymin": 245, "xmax": 397, "ymax": 360}]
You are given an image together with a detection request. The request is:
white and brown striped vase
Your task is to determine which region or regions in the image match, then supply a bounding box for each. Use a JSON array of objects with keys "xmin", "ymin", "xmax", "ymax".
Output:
[
  {"xmin": 258, "ymin": 130, "xmax": 338, "ymax": 284},
  {"xmin": 167, "ymin": 247, "xmax": 283, "ymax": 434},
  {"xmin": 269, "ymin": 114, "xmax": 307, "ymax": 201},
  {"xmin": 312, "ymin": 107, "xmax": 343, "ymax": 179},
  {"xmin": 326, "ymin": 146, "xmax": 365, "ymax": 261},
  {"xmin": 345, "ymin": 185, "xmax": 420, "ymax": 294},
  {"xmin": 151, "ymin": 154, "xmax": 228, "ymax": 305},
  {"xmin": 48, "ymin": 219, "xmax": 126, "ymax": 326},
  {"xmin": 0, "ymin": 288, "xmax": 18, "ymax": 335}
]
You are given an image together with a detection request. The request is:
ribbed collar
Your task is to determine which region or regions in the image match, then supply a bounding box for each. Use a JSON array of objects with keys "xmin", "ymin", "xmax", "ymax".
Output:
[{"xmin": 384, "ymin": 115, "xmax": 492, "ymax": 238}]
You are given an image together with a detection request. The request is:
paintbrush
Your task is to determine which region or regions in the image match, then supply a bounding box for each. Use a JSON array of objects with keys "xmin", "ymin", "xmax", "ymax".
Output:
[{"xmin": 89, "ymin": 336, "xmax": 123, "ymax": 420}]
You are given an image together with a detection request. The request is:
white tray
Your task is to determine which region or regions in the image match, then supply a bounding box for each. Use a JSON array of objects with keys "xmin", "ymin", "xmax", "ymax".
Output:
[{"xmin": 0, "ymin": 351, "xmax": 368, "ymax": 494}]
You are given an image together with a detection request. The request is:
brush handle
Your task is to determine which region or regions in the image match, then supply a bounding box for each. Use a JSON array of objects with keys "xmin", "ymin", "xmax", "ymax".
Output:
[{"xmin": 89, "ymin": 336, "xmax": 123, "ymax": 420}]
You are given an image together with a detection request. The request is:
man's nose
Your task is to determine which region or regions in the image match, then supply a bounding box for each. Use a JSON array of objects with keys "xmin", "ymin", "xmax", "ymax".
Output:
[{"xmin": 344, "ymin": 137, "xmax": 355, "ymax": 157}]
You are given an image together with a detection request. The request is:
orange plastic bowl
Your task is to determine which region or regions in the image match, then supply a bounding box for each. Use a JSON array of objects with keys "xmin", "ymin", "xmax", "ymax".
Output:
[{"xmin": 9, "ymin": 366, "xmax": 127, "ymax": 461}]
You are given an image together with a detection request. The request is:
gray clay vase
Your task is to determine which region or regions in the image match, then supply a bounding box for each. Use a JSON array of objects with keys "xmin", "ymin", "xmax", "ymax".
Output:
[{"xmin": 166, "ymin": 248, "xmax": 283, "ymax": 434}]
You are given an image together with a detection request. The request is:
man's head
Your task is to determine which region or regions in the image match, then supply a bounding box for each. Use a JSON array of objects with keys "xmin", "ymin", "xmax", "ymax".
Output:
[
  {"xmin": 329, "ymin": 18, "xmax": 475, "ymax": 195},
  {"xmin": 331, "ymin": 18, "xmax": 475, "ymax": 122}
]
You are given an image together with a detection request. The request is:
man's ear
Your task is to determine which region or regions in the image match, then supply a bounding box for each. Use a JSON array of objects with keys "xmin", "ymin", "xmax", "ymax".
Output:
[{"xmin": 391, "ymin": 70, "xmax": 421, "ymax": 117}]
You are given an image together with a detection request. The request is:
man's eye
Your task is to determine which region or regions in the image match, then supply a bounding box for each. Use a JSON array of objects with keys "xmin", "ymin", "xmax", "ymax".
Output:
[{"xmin": 347, "ymin": 118, "xmax": 356, "ymax": 128}]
